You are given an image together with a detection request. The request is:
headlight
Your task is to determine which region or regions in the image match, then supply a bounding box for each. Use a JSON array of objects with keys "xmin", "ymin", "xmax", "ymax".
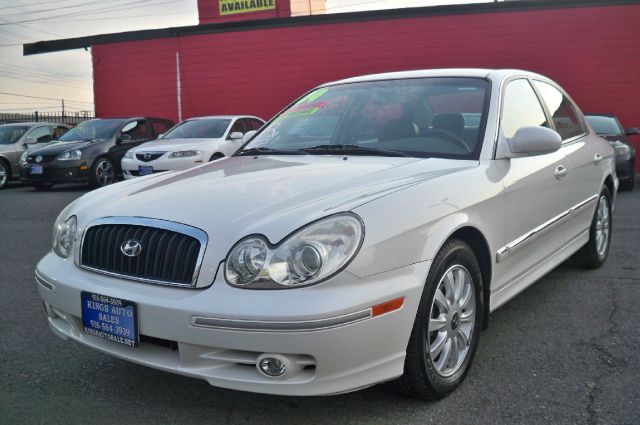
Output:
[
  {"xmin": 52, "ymin": 201, "xmax": 78, "ymax": 258},
  {"xmin": 57, "ymin": 149, "xmax": 82, "ymax": 161},
  {"xmin": 124, "ymin": 150, "xmax": 134, "ymax": 159},
  {"xmin": 225, "ymin": 214, "xmax": 364, "ymax": 289},
  {"xmin": 169, "ymin": 150, "xmax": 202, "ymax": 158},
  {"xmin": 611, "ymin": 141, "xmax": 630, "ymax": 156}
]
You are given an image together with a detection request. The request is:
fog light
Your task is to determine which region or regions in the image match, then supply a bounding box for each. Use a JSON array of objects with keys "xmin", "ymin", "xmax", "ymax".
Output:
[{"xmin": 258, "ymin": 357, "xmax": 286, "ymax": 377}]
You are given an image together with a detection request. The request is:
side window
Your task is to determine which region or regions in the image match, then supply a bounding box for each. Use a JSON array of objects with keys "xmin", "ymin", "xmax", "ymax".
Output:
[
  {"xmin": 501, "ymin": 79, "xmax": 548, "ymax": 139},
  {"xmin": 227, "ymin": 119, "xmax": 248, "ymax": 138},
  {"xmin": 28, "ymin": 126, "xmax": 53, "ymax": 143},
  {"xmin": 121, "ymin": 120, "xmax": 150, "ymax": 141},
  {"xmin": 249, "ymin": 119, "xmax": 263, "ymax": 131},
  {"xmin": 150, "ymin": 119, "xmax": 172, "ymax": 136},
  {"xmin": 52, "ymin": 126, "xmax": 68, "ymax": 140},
  {"xmin": 533, "ymin": 80, "xmax": 586, "ymax": 140}
]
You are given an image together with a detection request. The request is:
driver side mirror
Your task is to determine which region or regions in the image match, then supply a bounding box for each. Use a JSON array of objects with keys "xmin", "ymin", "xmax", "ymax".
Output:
[
  {"xmin": 229, "ymin": 132, "xmax": 244, "ymax": 141},
  {"xmin": 118, "ymin": 134, "xmax": 132, "ymax": 144},
  {"xmin": 626, "ymin": 127, "xmax": 639, "ymax": 136},
  {"xmin": 496, "ymin": 126, "xmax": 562, "ymax": 159},
  {"xmin": 242, "ymin": 130, "xmax": 257, "ymax": 144}
]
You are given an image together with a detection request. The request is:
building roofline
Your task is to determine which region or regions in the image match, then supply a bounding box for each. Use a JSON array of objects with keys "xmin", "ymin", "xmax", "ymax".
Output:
[{"xmin": 23, "ymin": 0, "xmax": 640, "ymax": 56}]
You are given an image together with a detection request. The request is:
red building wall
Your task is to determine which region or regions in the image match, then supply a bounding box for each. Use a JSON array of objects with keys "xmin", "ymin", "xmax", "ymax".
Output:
[{"xmin": 93, "ymin": 3, "xmax": 640, "ymax": 154}]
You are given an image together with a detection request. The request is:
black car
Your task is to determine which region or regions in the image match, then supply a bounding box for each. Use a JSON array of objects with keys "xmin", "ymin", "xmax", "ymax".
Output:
[
  {"xmin": 20, "ymin": 117, "xmax": 174, "ymax": 189},
  {"xmin": 585, "ymin": 113, "xmax": 638, "ymax": 191}
]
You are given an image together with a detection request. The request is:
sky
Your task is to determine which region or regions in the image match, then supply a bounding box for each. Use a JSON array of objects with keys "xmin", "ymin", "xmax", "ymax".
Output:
[{"xmin": 0, "ymin": 0, "xmax": 492, "ymax": 114}]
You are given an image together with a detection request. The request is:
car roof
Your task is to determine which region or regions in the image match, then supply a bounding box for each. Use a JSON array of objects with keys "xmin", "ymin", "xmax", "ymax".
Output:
[
  {"xmin": 0, "ymin": 122, "xmax": 68, "ymax": 127},
  {"xmin": 585, "ymin": 113, "xmax": 618, "ymax": 118},
  {"xmin": 322, "ymin": 68, "xmax": 548, "ymax": 86},
  {"xmin": 184, "ymin": 115, "xmax": 264, "ymax": 121}
]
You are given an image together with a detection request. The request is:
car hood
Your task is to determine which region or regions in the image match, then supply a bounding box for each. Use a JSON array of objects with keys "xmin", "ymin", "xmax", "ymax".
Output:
[
  {"xmin": 134, "ymin": 138, "xmax": 223, "ymax": 152},
  {"xmin": 73, "ymin": 155, "xmax": 477, "ymax": 277},
  {"xmin": 29, "ymin": 139, "xmax": 102, "ymax": 155}
]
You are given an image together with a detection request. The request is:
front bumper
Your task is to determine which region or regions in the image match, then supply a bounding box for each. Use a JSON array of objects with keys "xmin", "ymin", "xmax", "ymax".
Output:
[
  {"xmin": 36, "ymin": 252, "xmax": 428, "ymax": 396},
  {"xmin": 615, "ymin": 154, "xmax": 635, "ymax": 181},
  {"xmin": 19, "ymin": 160, "xmax": 89, "ymax": 184}
]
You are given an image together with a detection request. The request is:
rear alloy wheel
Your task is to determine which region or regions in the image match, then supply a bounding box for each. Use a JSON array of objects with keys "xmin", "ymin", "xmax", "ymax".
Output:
[
  {"xmin": 391, "ymin": 239, "xmax": 483, "ymax": 400},
  {"xmin": 0, "ymin": 160, "xmax": 7, "ymax": 189},
  {"xmin": 90, "ymin": 158, "xmax": 116, "ymax": 188},
  {"xmin": 573, "ymin": 186, "xmax": 612, "ymax": 269}
]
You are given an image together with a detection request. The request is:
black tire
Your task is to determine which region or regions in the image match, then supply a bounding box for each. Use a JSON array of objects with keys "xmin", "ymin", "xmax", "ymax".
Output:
[
  {"xmin": 619, "ymin": 160, "xmax": 635, "ymax": 191},
  {"xmin": 390, "ymin": 239, "xmax": 483, "ymax": 400},
  {"xmin": 573, "ymin": 187, "xmax": 612, "ymax": 269},
  {"xmin": 33, "ymin": 182, "xmax": 53, "ymax": 191},
  {"xmin": 209, "ymin": 153, "xmax": 224, "ymax": 162},
  {"xmin": 89, "ymin": 157, "xmax": 116, "ymax": 189},
  {"xmin": 0, "ymin": 159, "xmax": 8, "ymax": 190}
]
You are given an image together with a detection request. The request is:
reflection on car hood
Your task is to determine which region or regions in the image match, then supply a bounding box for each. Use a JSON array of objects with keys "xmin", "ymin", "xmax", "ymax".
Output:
[
  {"xmin": 28, "ymin": 139, "xmax": 102, "ymax": 155},
  {"xmin": 134, "ymin": 138, "xmax": 224, "ymax": 152},
  {"xmin": 73, "ymin": 155, "xmax": 477, "ymax": 261}
]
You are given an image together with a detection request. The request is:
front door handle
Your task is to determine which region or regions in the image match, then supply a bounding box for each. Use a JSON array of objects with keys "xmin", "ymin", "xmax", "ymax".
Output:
[
  {"xmin": 555, "ymin": 165, "xmax": 568, "ymax": 179},
  {"xmin": 594, "ymin": 153, "xmax": 603, "ymax": 164}
]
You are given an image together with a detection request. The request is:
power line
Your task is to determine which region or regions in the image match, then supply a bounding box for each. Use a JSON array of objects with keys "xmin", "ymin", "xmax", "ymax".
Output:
[
  {"xmin": 0, "ymin": 0, "xmax": 189, "ymax": 25},
  {"xmin": 0, "ymin": 91, "xmax": 93, "ymax": 105},
  {"xmin": 0, "ymin": 0, "xmax": 142, "ymax": 18},
  {"xmin": 0, "ymin": 0, "xmax": 86, "ymax": 11},
  {"xmin": 0, "ymin": 62, "xmax": 91, "ymax": 83}
]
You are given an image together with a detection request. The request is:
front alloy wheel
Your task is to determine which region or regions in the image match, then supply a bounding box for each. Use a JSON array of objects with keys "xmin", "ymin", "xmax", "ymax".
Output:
[
  {"xmin": 90, "ymin": 158, "xmax": 116, "ymax": 188},
  {"xmin": 391, "ymin": 239, "xmax": 483, "ymax": 400},
  {"xmin": 428, "ymin": 265, "xmax": 476, "ymax": 377},
  {"xmin": 0, "ymin": 161, "xmax": 7, "ymax": 189}
]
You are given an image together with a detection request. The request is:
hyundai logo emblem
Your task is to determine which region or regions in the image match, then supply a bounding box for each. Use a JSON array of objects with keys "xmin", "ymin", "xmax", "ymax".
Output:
[
  {"xmin": 35, "ymin": 155, "xmax": 43, "ymax": 163},
  {"xmin": 120, "ymin": 240, "xmax": 142, "ymax": 257}
]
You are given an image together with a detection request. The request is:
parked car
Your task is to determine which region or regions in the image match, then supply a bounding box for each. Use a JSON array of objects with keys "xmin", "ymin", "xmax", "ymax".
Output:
[
  {"xmin": 121, "ymin": 115, "xmax": 264, "ymax": 179},
  {"xmin": 0, "ymin": 122, "xmax": 70, "ymax": 189},
  {"xmin": 19, "ymin": 117, "xmax": 173, "ymax": 190},
  {"xmin": 36, "ymin": 69, "xmax": 616, "ymax": 400},
  {"xmin": 585, "ymin": 113, "xmax": 637, "ymax": 191}
]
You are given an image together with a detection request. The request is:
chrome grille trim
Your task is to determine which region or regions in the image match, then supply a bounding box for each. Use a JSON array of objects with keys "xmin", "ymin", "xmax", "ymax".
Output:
[{"xmin": 79, "ymin": 216, "xmax": 208, "ymax": 288}]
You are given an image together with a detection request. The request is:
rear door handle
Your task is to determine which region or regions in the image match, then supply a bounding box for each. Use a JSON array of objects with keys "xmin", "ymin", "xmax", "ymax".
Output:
[
  {"xmin": 555, "ymin": 165, "xmax": 568, "ymax": 179},
  {"xmin": 594, "ymin": 153, "xmax": 603, "ymax": 164}
]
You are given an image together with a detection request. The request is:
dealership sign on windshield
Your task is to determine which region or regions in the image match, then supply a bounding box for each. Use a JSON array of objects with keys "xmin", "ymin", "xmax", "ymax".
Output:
[{"xmin": 219, "ymin": 0, "xmax": 276, "ymax": 15}]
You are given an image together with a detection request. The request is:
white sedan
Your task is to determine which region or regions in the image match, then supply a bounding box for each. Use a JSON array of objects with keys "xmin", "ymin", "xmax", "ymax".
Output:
[
  {"xmin": 121, "ymin": 115, "xmax": 264, "ymax": 179},
  {"xmin": 37, "ymin": 69, "xmax": 616, "ymax": 399}
]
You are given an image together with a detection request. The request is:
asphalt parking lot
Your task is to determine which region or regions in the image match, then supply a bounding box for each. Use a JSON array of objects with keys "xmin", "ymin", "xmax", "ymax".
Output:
[{"xmin": 1, "ymin": 181, "xmax": 639, "ymax": 425}]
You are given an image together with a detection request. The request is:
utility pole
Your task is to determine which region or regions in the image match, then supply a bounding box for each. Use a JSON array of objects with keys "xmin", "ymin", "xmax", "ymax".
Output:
[{"xmin": 61, "ymin": 99, "xmax": 65, "ymax": 118}]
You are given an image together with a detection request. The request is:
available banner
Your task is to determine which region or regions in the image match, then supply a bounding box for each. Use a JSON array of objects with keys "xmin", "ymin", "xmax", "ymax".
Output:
[{"xmin": 219, "ymin": 0, "xmax": 277, "ymax": 15}]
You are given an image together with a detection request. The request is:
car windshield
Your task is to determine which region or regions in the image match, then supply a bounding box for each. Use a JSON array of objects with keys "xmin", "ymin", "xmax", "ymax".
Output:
[
  {"xmin": 0, "ymin": 125, "xmax": 30, "ymax": 144},
  {"xmin": 586, "ymin": 115, "xmax": 622, "ymax": 135},
  {"xmin": 57, "ymin": 119, "xmax": 124, "ymax": 142},
  {"xmin": 240, "ymin": 77, "xmax": 490, "ymax": 159},
  {"xmin": 162, "ymin": 119, "xmax": 231, "ymax": 139}
]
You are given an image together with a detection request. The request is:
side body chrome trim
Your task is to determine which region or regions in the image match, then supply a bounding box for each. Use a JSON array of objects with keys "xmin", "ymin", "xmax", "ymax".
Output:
[
  {"xmin": 191, "ymin": 309, "xmax": 373, "ymax": 332},
  {"xmin": 78, "ymin": 216, "xmax": 208, "ymax": 288},
  {"xmin": 496, "ymin": 194, "xmax": 598, "ymax": 263}
]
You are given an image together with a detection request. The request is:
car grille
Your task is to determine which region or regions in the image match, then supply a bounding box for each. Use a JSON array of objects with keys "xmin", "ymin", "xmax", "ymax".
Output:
[
  {"xmin": 27, "ymin": 154, "xmax": 57, "ymax": 163},
  {"xmin": 136, "ymin": 152, "xmax": 165, "ymax": 162},
  {"xmin": 80, "ymin": 219, "xmax": 207, "ymax": 287}
]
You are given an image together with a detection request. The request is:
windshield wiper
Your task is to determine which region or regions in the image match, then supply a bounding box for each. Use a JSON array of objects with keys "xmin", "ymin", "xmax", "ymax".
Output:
[
  {"xmin": 301, "ymin": 144, "xmax": 409, "ymax": 157},
  {"xmin": 236, "ymin": 147, "xmax": 306, "ymax": 156}
]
